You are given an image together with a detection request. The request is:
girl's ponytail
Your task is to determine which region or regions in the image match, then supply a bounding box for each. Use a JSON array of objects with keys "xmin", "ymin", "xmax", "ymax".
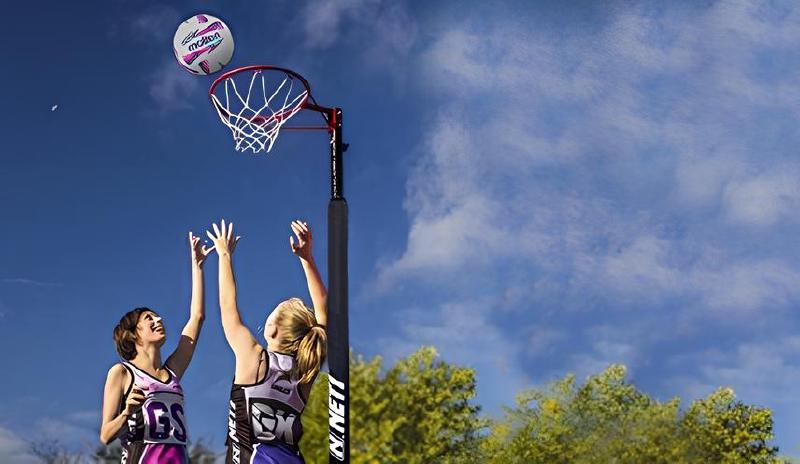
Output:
[
  {"xmin": 274, "ymin": 298, "xmax": 328, "ymax": 384},
  {"xmin": 296, "ymin": 325, "xmax": 327, "ymax": 384}
]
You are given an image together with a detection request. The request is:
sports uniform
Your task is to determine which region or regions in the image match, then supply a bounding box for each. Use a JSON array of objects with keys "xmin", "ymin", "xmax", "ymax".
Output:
[
  {"xmin": 119, "ymin": 362, "xmax": 189, "ymax": 464},
  {"xmin": 225, "ymin": 350, "xmax": 311, "ymax": 464}
]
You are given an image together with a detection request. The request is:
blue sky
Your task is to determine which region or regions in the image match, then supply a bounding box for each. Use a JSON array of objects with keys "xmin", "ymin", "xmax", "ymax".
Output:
[{"xmin": 2, "ymin": 0, "xmax": 800, "ymax": 460}]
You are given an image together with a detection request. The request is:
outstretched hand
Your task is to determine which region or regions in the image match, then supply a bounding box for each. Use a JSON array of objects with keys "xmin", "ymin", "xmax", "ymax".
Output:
[
  {"xmin": 190, "ymin": 232, "xmax": 213, "ymax": 268},
  {"xmin": 289, "ymin": 220, "xmax": 313, "ymax": 261},
  {"xmin": 206, "ymin": 219, "xmax": 241, "ymax": 256}
]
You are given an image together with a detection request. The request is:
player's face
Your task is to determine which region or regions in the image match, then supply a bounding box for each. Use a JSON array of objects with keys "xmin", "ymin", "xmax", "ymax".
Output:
[{"xmin": 137, "ymin": 311, "xmax": 166, "ymax": 346}]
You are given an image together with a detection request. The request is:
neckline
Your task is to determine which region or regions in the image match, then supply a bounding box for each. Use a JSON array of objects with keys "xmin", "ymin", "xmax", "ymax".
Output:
[
  {"xmin": 271, "ymin": 350, "xmax": 295, "ymax": 357},
  {"xmin": 127, "ymin": 361, "xmax": 173, "ymax": 385}
]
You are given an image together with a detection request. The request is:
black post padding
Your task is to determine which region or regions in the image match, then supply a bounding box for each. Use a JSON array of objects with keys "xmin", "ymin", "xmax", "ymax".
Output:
[{"xmin": 327, "ymin": 198, "xmax": 349, "ymax": 463}]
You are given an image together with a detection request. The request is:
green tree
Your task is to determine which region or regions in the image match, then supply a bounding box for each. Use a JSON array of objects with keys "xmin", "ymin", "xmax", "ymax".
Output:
[
  {"xmin": 187, "ymin": 439, "xmax": 220, "ymax": 463},
  {"xmin": 682, "ymin": 387, "xmax": 778, "ymax": 463},
  {"xmin": 301, "ymin": 347, "xmax": 485, "ymax": 463},
  {"xmin": 484, "ymin": 365, "xmax": 783, "ymax": 464},
  {"xmin": 92, "ymin": 440, "xmax": 123, "ymax": 463},
  {"xmin": 28, "ymin": 439, "xmax": 85, "ymax": 464}
]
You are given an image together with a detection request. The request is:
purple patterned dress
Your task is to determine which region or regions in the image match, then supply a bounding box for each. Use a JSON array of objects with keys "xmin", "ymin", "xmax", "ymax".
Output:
[
  {"xmin": 225, "ymin": 350, "xmax": 311, "ymax": 464},
  {"xmin": 119, "ymin": 362, "xmax": 189, "ymax": 464}
]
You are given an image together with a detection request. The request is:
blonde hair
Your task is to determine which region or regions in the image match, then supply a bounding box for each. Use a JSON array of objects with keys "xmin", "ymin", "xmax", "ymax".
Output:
[{"xmin": 274, "ymin": 298, "xmax": 327, "ymax": 384}]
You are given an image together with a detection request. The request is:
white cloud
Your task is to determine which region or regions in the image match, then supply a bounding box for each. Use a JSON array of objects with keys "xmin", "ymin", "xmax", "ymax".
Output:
[
  {"xmin": 526, "ymin": 326, "xmax": 567, "ymax": 358},
  {"xmin": 723, "ymin": 169, "xmax": 800, "ymax": 226},
  {"xmin": 372, "ymin": 0, "xmax": 800, "ymax": 445},
  {"xmin": 380, "ymin": 0, "xmax": 800, "ymax": 315},
  {"xmin": 674, "ymin": 153, "xmax": 742, "ymax": 209},
  {"xmin": 301, "ymin": 0, "xmax": 417, "ymax": 67},
  {"xmin": 669, "ymin": 336, "xmax": 800, "ymax": 411},
  {"xmin": 601, "ymin": 236, "xmax": 683, "ymax": 300},
  {"xmin": 2, "ymin": 278, "xmax": 62, "ymax": 287},
  {"xmin": 66, "ymin": 410, "xmax": 100, "ymax": 427},
  {"xmin": 0, "ymin": 412, "xmax": 101, "ymax": 462},
  {"xmin": 148, "ymin": 60, "xmax": 201, "ymax": 113},
  {"xmin": 694, "ymin": 260, "xmax": 800, "ymax": 314},
  {"xmin": 0, "ymin": 426, "xmax": 40, "ymax": 464},
  {"xmin": 378, "ymin": 297, "xmax": 532, "ymax": 404},
  {"xmin": 302, "ymin": 0, "xmax": 371, "ymax": 48},
  {"xmin": 572, "ymin": 340, "xmax": 640, "ymax": 382},
  {"xmin": 131, "ymin": 5, "xmax": 180, "ymax": 42},
  {"xmin": 35, "ymin": 417, "xmax": 96, "ymax": 449}
]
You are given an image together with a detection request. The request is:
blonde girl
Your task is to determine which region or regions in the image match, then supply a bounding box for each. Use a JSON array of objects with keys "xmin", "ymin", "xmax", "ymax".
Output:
[{"xmin": 207, "ymin": 220, "xmax": 327, "ymax": 464}]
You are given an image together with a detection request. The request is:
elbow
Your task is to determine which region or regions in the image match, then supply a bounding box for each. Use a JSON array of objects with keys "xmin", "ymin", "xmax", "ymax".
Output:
[{"xmin": 99, "ymin": 423, "xmax": 119, "ymax": 445}]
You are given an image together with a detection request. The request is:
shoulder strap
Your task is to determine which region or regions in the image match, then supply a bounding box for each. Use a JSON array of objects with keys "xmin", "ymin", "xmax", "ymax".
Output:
[
  {"xmin": 117, "ymin": 363, "xmax": 135, "ymax": 415},
  {"xmin": 163, "ymin": 364, "xmax": 178, "ymax": 382},
  {"xmin": 120, "ymin": 361, "xmax": 142, "ymax": 383},
  {"xmin": 255, "ymin": 349, "xmax": 268, "ymax": 384}
]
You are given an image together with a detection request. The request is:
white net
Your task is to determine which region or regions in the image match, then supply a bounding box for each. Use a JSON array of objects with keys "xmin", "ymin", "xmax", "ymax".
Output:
[{"xmin": 210, "ymin": 69, "xmax": 309, "ymax": 153}]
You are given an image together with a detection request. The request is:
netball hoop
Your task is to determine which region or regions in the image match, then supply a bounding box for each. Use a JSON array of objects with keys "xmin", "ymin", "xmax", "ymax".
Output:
[
  {"xmin": 210, "ymin": 65, "xmax": 351, "ymax": 463},
  {"xmin": 209, "ymin": 65, "xmax": 335, "ymax": 153}
]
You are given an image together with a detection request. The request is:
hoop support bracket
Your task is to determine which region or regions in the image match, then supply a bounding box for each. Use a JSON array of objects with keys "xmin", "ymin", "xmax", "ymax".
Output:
[{"xmin": 328, "ymin": 107, "xmax": 346, "ymax": 200}]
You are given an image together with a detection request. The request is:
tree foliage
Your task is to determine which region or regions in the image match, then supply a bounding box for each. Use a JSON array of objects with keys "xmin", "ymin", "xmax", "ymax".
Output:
[
  {"xmin": 28, "ymin": 439, "xmax": 86, "ymax": 464},
  {"xmin": 301, "ymin": 347, "xmax": 485, "ymax": 463},
  {"xmin": 484, "ymin": 365, "xmax": 782, "ymax": 464},
  {"xmin": 301, "ymin": 351, "xmax": 785, "ymax": 463},
  {"xmin": 682, "ymin": 387, "xmax": 779, "ymax": 463}
]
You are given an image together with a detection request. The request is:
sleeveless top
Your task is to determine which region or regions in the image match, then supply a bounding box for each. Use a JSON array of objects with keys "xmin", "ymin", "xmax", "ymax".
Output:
[
  {"xmin": 119, "ymin": 362, "xmax": 188, "ymax": 464},
  {"xmin": 225, "ymin": 350, "xmax": 310, "ymax": 464}
]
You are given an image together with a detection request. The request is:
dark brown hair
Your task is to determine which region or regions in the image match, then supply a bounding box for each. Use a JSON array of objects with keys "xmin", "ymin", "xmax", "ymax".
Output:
[{"xmin": 112, "ymin": 307, "xmax": 150, "ymax": 360}]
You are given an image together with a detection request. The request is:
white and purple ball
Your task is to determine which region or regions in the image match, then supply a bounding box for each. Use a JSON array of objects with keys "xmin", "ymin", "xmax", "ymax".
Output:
[{"xmin": 173, "ymin": 14, "xmax": 234, "ymax": 75}]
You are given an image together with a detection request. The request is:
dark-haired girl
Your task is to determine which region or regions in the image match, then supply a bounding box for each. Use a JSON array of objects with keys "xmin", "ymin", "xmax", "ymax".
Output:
[{"xmin": 99, "ymin": 233, "xmax": 211, "ymax": 464}]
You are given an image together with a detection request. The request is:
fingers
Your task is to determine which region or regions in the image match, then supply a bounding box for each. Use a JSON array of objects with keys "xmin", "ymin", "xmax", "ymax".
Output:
[
  {"xmin": 289, "ymin": 235, "xmax": 297, "ymax": 252},
  {"xmin": 126, "ymin": 391, "xmax": 146, "ymax": 413},
  {"xmin": 291, "ymin": 220, "xmax": 311, "ymax": 238},
  {"xmin": 291, "ymin": 222, "xmax": 302, "ymax": 241},
  {"xmin": 194, "ymin": 221, "xmax": 239, "ymax": 255},
  {"xmin": 190, "ymin": 233, "xmax": 202, "ymax": 254},
  {"xmin": 127, "ymin": 387, "xmax": 147, "ymax": 405}
]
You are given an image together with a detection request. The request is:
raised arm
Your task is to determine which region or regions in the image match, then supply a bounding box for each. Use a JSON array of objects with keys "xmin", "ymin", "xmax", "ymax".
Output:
[
  {"xmin": 166, "ymin": 232, "xmax": 211, "ymax": 379},
  {"xmin": 207, "ymin": 221, "xmax": 261, "ymax": 378},
  {"xmin": 290, "ymin": 220, "xmax": 328, "ymax": 327}
]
